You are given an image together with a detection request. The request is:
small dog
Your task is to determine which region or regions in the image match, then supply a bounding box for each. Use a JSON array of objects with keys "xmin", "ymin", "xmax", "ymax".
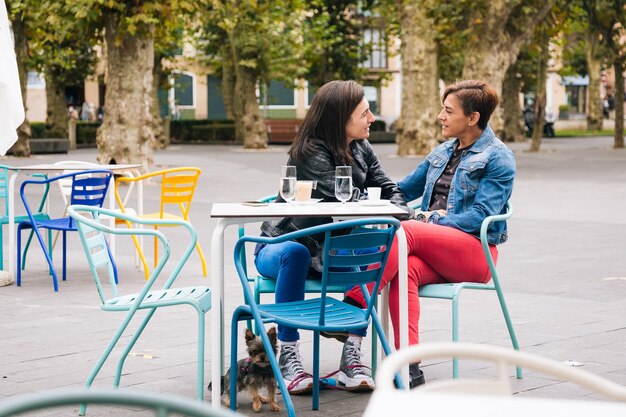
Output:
[{"xmin": 223, "ymin": 327, "xmax": 280, "ymax": 412}]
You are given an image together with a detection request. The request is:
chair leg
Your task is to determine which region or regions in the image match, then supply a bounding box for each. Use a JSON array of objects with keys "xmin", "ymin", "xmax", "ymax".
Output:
[
  {"xmin": 229, "ymin": 318, "xmax": 239, "ymax": 410},
  {"xmin": 129, "ymin": 233, "xmax": 150, "ymax": 280},
  {"xmin": 312, "ymin": 331, "xmax": 320, "ymax": 411},
  {"xmin": 20, "ymin": 229, "xmax": 39, "ymax": 270},
  {"xmin": 153, "ymin": 229, "xmax": 159, "ymax": 270},
  {"xmin": 371, "ymin": 295, "xmax": 379, "ymax": 376},
  {"xmin": 18, "ymin": 224, "xmax": 58, "ymax": 291},
  {"xmin": 0, "ymin": 225, "xmax": 4, "ymax": 271},
  {"xmin": 196, "ymin": 309, "xmax": 206, "ymax": 401},
  {"xmin": 195, "ymin": 241, "xmax": 207, "ymax": 277},
  {"xmin": 495, "ymin": 289, "xmax": 523, "ymax": 379},
  {"xmin": 79, "ymin": 308, "xmax": 139, "ymax": 415},
  {"xmin": 371, "ymin": 308, "xmax": 403, "ymax": 388},
  {"xmin": 62, "ymin": 230, "xmax": 67, "ymax": 281},
  {"xmin": 113, "ymin": 309, "xmax": 157, "ymax": 388},
  {"xmin": 452, "ymin": 295, "xmax": 460, "ymax": 378}
]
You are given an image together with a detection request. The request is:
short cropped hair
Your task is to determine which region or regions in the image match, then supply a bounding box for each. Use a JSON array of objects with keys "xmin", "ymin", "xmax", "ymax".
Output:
[{"xmin": 442, "ymin": 80, "xmax": 498, "ymax": 130}]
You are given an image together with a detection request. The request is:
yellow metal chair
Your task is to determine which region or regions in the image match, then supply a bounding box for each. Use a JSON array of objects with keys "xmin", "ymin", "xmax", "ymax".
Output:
[{"xmin": 114, "ymin": 167, "xmax": 207, "ymax": 279}]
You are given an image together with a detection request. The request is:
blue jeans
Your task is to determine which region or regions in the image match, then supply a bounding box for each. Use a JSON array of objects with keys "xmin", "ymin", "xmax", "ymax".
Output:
[{"xmin": 254, "ymin": 241, "xmax": 366, "ymax": 342}]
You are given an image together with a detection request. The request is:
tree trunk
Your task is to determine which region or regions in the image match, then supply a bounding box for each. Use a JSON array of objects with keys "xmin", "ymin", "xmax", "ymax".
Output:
[
  {"xmin": 96, "ymin": 14, "xmax": 155, "ymax": 170},
  {"xmin": 584, "ymin": 31, "xmax": 603, "ymax": 130},
  {"xmin": 9, "ymin": 14, "xmax": 30, "ymax": 157},
  {"xmin": 152, "ymin": 54, "xmax": 167, "ymax": 149},
  {"xmin": 227, "ymin": 27, "xmax": 267, "ymax": 149},
  {"xmin": 462, "ymin": 0, "xmax": 554, "ymax": 137},
  {"xmin": 614, "ymin": 59, "xmax": 624, "ymax": 148},
  {"xmin": 221, "ymin": 49, "xmax": 236, "ymax": 121},
  {"xmin": 44, "ymin": 73, "xmax": 68, "ymax": 138},
  {"xmin": 395, "ymin": 0, "xmax": 440, "ymax": 156},
  {"xmin": 234, "ymin": 66, "xmax": 268, "ymax": 149},
  {"xmin": 529, "ymin": 28, "xmax": 549, "ymax": 152},
  {"xmin": 501, "ymin": 65, "xmax": 525, "ymax": 143}
]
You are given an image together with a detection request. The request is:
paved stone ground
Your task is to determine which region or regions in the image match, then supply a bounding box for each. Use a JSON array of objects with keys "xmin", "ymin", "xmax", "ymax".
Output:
[{"xmin": 1, "ymin": 136, "xmax": 626, "ymax": 416}]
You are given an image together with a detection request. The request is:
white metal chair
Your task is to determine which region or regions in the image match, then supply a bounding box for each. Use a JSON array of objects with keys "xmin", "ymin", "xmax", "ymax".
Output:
[{"xmin": 365, "ymin": 342, "xmax": 626, "ymax": 417}]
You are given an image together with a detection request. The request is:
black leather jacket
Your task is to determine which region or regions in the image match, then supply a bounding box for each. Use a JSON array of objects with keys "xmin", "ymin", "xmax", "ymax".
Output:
[{"xmin": 259, "ymin": 138, "xmax": 412, "ymax": 256}]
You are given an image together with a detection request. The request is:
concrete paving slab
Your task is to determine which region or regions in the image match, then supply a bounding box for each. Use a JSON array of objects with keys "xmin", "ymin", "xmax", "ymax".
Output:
[{"xmin": 2, "ymin": 136, "xmax": 626, "ymax": 416}]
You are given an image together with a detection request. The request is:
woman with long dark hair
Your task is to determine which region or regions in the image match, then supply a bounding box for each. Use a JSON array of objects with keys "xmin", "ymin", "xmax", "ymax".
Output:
[{"xmin": 255, "ymin": 80, "xmax": 410, "ymax": 394}]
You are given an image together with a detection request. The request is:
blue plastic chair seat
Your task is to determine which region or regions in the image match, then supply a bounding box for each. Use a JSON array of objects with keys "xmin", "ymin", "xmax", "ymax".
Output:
[
  {"xmin": 248, "ymin": 296, "xmax": 368, "ymax": 332},
  {"xmin": 18, "ymin": 217, "xmax": 77, "ymax": 231},
  {"xmin": 419, "ymin": 282, "xmax": 496, "ymax": 299},
  {"xmin": 254, "ymin": 275, "xmax": 347, "ymax": 295},
  {"xmin": 105, "ymin": 286, "xmax": 211, "ymax": 312}
]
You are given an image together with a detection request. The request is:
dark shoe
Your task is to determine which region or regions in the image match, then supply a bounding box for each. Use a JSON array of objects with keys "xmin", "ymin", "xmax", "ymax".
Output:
[
  {"xmin": 409, "ymin": 363, "xmax": 425, "ymax": 388},
  {"xmin": 394, "ymin": 363, "xmax": 425, "ymax": 389},
  {"xmin": 320, "ymin": 331, "xmax": 349, "ymax": 343}
]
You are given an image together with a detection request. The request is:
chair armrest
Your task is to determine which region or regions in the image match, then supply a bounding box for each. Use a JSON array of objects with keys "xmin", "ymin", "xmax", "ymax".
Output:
[{"xmin": 479, "ymin": 202, "xmax": 513, "ymax": 244}]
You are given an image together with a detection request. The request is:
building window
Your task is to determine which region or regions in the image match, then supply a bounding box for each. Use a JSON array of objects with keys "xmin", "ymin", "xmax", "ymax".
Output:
[
  {"xmin": 363, "ymin": 85, "xmax": 379, "ymax": 114},
  {"xmin": 263, "ymin": 80, "xmax": 296, "ymax": 108},
  {"xmin": 361, "ymin": 28, "xmax": 387, "ymax": 69},
  {"xmin": 27, "ymin": 72, "xmax": 46, "ymax": 89},
  {"xmin": 306, "ymin": 83, "xmax": 319, "ymax": 107},
  {"xmin": 171, "ymin": 72, "xmax": 195, "ymax": 108}
]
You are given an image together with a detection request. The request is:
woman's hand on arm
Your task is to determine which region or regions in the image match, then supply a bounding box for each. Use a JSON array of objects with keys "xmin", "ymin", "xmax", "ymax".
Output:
[{"xmin": 412, "ymin": 210, "xmax": 446, "ymax": 222}]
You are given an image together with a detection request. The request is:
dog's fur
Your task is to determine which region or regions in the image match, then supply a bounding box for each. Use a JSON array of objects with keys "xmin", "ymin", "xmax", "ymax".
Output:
[{"xmin": 223, "ymin": 327, "xmax": 280, "ymax": 412}]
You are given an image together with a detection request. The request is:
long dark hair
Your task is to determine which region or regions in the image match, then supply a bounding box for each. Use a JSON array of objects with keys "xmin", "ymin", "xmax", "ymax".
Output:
[{"xmin": 289, "ymin": 80, "xmax": 364, "ymax": 165}]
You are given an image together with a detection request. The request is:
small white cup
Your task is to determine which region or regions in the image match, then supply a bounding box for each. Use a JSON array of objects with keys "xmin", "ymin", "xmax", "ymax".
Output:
[
  {"xmin": 367, "ymin": 187, "xmax": 381, "ymax": 201},
  {"xmin": 296, "ymin": 181, "xmax": 315, "ymax": 201}
]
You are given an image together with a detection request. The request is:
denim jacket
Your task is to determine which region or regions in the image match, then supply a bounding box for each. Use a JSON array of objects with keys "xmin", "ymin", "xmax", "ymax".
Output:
[{"xmin": 398, "ymin": 126, "xmax": 515, "ymax": 245}]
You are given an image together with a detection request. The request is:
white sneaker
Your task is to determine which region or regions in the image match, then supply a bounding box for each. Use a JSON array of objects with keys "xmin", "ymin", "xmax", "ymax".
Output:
[
  {"xmin": 279, "ymin": 343, "xmax": 313, "ymax": 394},
  {"xmin": 338, "ymin": 338, "xmax": 375, "ymax": 391}
]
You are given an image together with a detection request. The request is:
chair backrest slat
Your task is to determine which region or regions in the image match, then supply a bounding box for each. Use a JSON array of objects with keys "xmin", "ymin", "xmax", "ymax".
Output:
[
  {"xmin": 0, "ymin": 166, "xmax": 8, "ymax": 214},
  {"xmin": 73, "ymin": 216, "xmax": 118, "ymax": 303}
]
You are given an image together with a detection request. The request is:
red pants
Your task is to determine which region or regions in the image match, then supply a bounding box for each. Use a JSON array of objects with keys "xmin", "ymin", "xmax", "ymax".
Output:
[{"xmin": 345, "ymin": 221, "xmax": 497, "ymax": 349}]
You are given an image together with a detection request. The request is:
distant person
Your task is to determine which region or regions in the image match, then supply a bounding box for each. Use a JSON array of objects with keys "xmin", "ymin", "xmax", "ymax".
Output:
[
  {"xmin": 97, "ymin": 106, "xmax": 104, "ymax": 123},
  {"xmin": 608, "ymin": 94, "xmax": 615, "ymax": 120},
  {"xmin": 68, "ymin": 106, "xmax": 79, "ymax": 120},
  {"xmin": 88, "ymin": 102, "xmax": 96, "ymax": 122},
  {"xmin": 80, "ymin": 102, "xmax": 89, "ymax": 121},
  {"xmin": 603, "ymin": 97, "xmax": 610, "ymax": 119},
  {"xmin": 544, "ymin": 109, "xmax": 556, "ymax": 138},
  {"xmin": 523, "ymin": 104, "xmax": 534, "ymax": 137}
]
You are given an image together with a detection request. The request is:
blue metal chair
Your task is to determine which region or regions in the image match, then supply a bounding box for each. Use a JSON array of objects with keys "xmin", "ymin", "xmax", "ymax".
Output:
[
  {"xmin": 67, "ymin": 205, "xmax": 212, "ymax": 416},
  {"xmin": 410, "ymin": 201, "xmax": 521, "ymax": 378},
  {"xmin": 0, "ymin": 165, "xmax": 51, "ymax": 271},
  {"xmin": 0, "ymin": 388, "xmax": 239, "ymax": 417},
  {"xmin": 230, "ymin": 217, "xmax": 401, "ymax": 417},
  {"xmin": 16, "ymin": 170, "xmax": 113, "ymax": 291},
  {"xmin": 238, "ymin": 194, "xmax": 382, "ymax": 372}
]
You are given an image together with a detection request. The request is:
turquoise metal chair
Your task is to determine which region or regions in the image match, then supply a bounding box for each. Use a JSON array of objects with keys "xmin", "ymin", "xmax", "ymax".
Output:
[
  {"xmin": 0, "ymin": 388, "xmax": 239, "ymax": 417},
  {"xmin": 238, "ymin": 194, "xmax": 381, "ymax": 372},
  {"xmin": 0, "ymin": 165, "xmax": 51, "ymax": 271},
  {"xmin": 17, "ymin": 170, "xmax": 113, "ymax": 291},
  {"xmin": 230, "ymin": 217, "xmax": 401, "ymax": 417},
  {"xmin": 67, "ymin": 205, "xmax": 212, "ymax": 415},
  {"xmin": 411, "ymin": 201, "xmax": 521, "ymax": 378}
]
